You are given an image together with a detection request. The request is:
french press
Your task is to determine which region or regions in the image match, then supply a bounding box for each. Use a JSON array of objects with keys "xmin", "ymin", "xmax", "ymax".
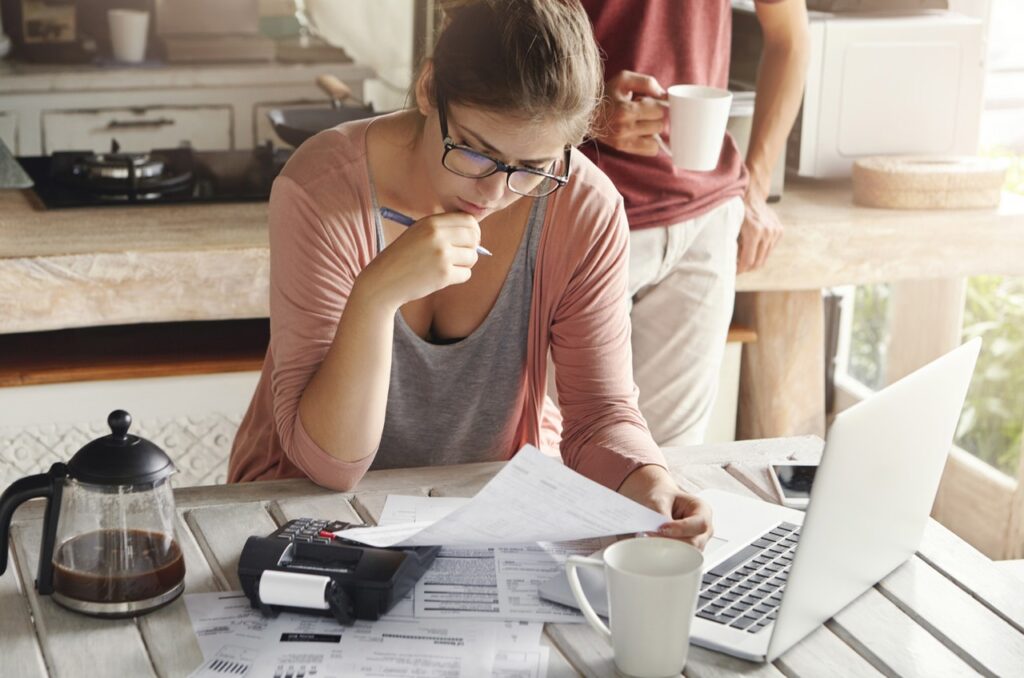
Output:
[{"xmin": 0, "ymin": 410, "xmax": 186, "ymax": 617}]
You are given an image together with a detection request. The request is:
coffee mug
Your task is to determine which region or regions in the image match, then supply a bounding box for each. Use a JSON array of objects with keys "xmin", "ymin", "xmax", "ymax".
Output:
[
  {"xmin": 108, "ymin": 9, "xmax": 150, "ymax": 64},
  {"xmin": 566, "ymin": 537, "xmax": 703, "ymax": 678},
  {"xmin": 655, "ymin": 84, "xmax": 733, "ymax": 172}
]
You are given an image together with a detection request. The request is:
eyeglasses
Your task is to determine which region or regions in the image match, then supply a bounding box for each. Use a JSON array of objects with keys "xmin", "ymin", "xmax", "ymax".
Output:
[{"xmin": 437, "ymin": 95, "xmax": 571, "ymax": 198}]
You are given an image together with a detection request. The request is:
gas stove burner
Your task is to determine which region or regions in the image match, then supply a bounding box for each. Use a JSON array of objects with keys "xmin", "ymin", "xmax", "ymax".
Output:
[
  {"xmin": 78, "ymin": 152, "xmax": 166, "ymax": 181},
  {"xmin": 17, "ymin": 142, "xmax": 292, "ymax": 209},
  {"xmin": 76, "ymin": 139, "xmax": 166, "ymax": 182},
  {"xmin": 52, "ymin": 141, "xmax": 194, "ymax": 197}
]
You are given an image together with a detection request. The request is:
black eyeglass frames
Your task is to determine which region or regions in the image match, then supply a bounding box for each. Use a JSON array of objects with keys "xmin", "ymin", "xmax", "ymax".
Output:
[{"xmin": 437, "ymin": 96, "xmax": 571, "ymax": 198}]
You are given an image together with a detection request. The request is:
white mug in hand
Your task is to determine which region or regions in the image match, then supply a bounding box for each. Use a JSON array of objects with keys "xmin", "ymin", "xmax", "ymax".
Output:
[
  {"xmin": 566, "ymin": 537, "xmax": 703, "ymax": 678},
  {"xmin": 656, "ymin": 84, "xmax": 733, "ymax": 172}
]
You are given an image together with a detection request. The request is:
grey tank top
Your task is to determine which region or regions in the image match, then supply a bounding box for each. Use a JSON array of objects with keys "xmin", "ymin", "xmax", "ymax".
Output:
[{"xmin": 370, "ymin": 196, "xmax": 547, "ymax": 470}]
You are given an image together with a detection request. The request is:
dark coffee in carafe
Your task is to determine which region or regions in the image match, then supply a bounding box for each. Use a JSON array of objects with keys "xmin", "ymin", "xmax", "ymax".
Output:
[{"xmin": 52, "ymin": 529, "xmax": 185, "ymax": 603}]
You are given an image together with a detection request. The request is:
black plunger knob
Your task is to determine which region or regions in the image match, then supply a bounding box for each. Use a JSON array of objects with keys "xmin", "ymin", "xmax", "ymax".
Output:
[{"xmin": 109, "ymin": 410, "xmax": 132, "ymax": 441}]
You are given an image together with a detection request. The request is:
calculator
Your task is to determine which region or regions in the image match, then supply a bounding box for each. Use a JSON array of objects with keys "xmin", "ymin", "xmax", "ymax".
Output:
[{"xmin": 237, "ymin": 517, "xmax": 440, "ymax": 624}]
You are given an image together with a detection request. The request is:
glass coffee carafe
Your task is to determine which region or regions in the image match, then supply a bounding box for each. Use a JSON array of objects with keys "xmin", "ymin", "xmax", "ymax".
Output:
[{"xmin": 0, "ymin": 410, "xmax": 186, "ymax": 617}]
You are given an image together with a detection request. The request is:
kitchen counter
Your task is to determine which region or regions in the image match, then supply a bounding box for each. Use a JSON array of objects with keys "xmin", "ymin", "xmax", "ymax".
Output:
[
  {"xmin": 0, "ymin": 191, "xmax": 271, "ymax": 334},
  {"xmin": 3, "ymin": 179, "xmax": 1024, "ymax": 442},
  {"xmin": 3, "ymin": 178, "xmax": 1023, "ymax": 332}
]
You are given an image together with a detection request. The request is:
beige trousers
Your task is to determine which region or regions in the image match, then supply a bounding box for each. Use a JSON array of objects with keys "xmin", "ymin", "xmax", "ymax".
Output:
[{"xmin": 627, "ymin": 196, "xmax": 745, "ymax": 447}]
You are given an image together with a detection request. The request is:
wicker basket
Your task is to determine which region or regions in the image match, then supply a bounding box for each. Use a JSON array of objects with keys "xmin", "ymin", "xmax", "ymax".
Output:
[{"xmin": 852, "ymin": 155, "xmax": 1008, "ymax": 209}]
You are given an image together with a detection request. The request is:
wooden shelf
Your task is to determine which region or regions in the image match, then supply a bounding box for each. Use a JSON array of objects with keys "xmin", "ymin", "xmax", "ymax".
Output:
[{"xmin": 0, "ymin": 319, "xmax": 268, "ymax": 388}]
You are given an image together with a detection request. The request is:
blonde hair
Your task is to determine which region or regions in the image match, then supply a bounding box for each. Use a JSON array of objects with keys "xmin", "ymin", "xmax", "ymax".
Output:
[{"xmin": 427, "ymin": 0, "xmax": 603, "ymax": 146}]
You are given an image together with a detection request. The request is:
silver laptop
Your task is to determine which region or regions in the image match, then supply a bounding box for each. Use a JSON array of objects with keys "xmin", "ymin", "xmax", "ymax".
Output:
[{"xmin": 540, "ymin": 338, "xmax": 980, "ymax": 662}]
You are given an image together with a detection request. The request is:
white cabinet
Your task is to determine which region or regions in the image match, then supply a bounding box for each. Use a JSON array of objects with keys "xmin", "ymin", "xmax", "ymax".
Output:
[
  {"xmin": 42, "ymin": 106, "xmax": 233, "ymax": 154},
  {"xmin": 0, "ymin": 62, "xmax": 375, "ymax": 155},
  {"xmin": 0, "ymin": 111, "xmax": 16, "ymax": 153}
]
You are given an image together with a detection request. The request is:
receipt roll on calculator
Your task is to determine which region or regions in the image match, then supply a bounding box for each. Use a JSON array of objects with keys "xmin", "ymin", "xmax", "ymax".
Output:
[{"xmin": 238, "ymin": 518, "xmax": 440, "ymax": 624}]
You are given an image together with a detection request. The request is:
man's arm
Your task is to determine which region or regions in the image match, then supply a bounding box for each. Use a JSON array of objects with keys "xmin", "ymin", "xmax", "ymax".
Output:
[{"xmin": 738, "ymin": 0, "xmax": 809, "ymax": 273}]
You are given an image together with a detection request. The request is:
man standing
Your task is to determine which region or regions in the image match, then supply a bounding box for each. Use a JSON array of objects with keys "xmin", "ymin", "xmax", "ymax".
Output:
[{"xmin": 579, "ymin": 0, "xmax": 809, "ymax": 446}]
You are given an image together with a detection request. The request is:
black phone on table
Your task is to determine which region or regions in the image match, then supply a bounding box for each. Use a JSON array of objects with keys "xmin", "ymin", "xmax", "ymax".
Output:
[{"xmin": 768, "ymin": 462, "xmax": 818, "ymax": 510}]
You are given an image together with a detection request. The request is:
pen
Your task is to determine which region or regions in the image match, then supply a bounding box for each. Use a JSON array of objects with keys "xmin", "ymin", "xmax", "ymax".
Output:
[{"xmin": 380, "ymin": 206, "xmax": 493, "ymax": 257}]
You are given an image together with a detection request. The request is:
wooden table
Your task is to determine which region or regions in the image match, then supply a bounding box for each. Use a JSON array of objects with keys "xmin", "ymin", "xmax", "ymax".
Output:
[{"xmin": 5, "ymin": 437, "xmax": 1023, "ymax": 677}]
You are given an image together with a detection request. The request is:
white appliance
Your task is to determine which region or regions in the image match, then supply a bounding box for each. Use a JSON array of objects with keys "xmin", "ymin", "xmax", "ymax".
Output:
[
  {"xmin": 540, "ymin": 338, "xmax": 980, "ymax": 661},
  {"xmin": 727, "ymin": 91, "xmax": 785, "ymax": 200},
  {"xmin": 731, "ymin": 1, "xmax": 985, "ymax": 178},
  {"xmin": 0, "ymin": 8, "xmax": 10, "ymax": 59}
]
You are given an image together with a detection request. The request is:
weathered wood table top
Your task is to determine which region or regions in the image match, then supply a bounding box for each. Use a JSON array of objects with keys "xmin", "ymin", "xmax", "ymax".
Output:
[{"xmin": 4, "ymin": 437, "xmax": 1023, "ymax": 677}]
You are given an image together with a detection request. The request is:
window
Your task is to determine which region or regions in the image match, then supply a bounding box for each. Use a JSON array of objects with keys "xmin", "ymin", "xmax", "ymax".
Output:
[
  {"xmin": 833, "ymin": 1, "xmax": 1024, "ymax": 559},
  {"xmin": 841, "ymin": 0, "xmax": 1024, "ymax": 481}
]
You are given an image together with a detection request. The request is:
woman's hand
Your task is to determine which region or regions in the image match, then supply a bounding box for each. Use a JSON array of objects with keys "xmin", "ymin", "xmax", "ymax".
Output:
[
  {"xmin": 618, "ymin": 464, "xmax": 714, "ymax": 550},
  {"xmin": 358, "ymin": 212, "xmax": 481, "ymax": 309}
]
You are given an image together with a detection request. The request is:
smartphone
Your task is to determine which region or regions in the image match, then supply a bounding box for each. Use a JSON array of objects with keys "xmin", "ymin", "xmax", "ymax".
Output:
[{"xmin": 768, "ymin": 462, "xmax": 818, "ymax": 510}]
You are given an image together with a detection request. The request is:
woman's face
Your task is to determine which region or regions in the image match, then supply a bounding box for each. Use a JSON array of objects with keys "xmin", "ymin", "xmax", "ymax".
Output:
[{"xmin": 419, "ymin": 101, "xmax": 569, "ymax": 222}]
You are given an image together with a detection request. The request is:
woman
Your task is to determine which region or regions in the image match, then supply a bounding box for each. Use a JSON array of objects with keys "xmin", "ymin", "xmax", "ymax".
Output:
[{"xmin": 228, "ymin": 0, "xmax": 712, "ymax": 549}]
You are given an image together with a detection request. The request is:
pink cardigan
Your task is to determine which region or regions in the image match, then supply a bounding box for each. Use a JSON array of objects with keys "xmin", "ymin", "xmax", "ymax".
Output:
[{"xmin": 228, "ymin": 116, "xmax": 666, "ymax": 491}]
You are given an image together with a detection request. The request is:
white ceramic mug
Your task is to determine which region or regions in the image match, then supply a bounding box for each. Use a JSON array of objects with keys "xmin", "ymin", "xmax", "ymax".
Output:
[
  {"xmin": 655, "ymin": 84, "xmax": 733, "ymax": 172},
  {"xmin": 108, "ymin": 9, "xmax": 150, "ymax": 64},
  {"xmin": 566, "ymin": 537, "xmax": 703, "ymax": 678}
]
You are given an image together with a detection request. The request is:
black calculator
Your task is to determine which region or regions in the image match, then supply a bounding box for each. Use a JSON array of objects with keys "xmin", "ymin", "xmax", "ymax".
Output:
[{"xmin": 238, "ymin": 517, "xmax": 440, "ymax": 624}]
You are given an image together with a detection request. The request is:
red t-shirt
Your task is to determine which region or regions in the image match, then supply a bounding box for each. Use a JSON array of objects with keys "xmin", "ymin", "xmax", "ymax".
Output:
[{"xmin": 580, "ymin": 0, "xmax": 771, "ymax": 229}]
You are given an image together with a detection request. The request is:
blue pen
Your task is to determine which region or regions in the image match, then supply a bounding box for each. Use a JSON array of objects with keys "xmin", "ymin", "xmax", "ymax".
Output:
[{"xmin": 380, "ymin": 206, "xmax": 493, "ymax": 257}]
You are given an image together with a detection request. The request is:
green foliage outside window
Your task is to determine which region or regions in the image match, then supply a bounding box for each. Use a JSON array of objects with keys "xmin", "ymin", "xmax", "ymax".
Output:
[
  {"xmin": 958, "ymin": 275, "xmax": 1024, "ymax": 475},
  {"xmin": 957, "ymin": 151, "xmax": 1024, "ymax": 476},
  {"xmin": 848, "ymin": 284, "xmax": 889, "ymax": 391}
]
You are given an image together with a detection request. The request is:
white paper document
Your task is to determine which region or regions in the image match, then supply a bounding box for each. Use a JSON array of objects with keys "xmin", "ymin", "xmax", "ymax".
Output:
[
  {"xmin": 376, "ymin": 494, "xmax": 604, "ymax": 623},
  {"xmin": 338, "ymin": 445, "xmax": 666, "ymax": 547},
  {"xmin": 495, "ymin": 647, "xmax": 550, "ymax": 678},
  {"xmin": 189, "ymin": 644, "xmax": 259, "ymax": 678},
  {"xmin": 245, "ymin": 615, "xmax": 499, "ymax": 678},
  {"xmin": 185, "ymin": 591, "xmax": 274, "ymax": 658},
  {"xmin": 413, "ymin": 540, "xmax": 609, "ymax": 622},
  {"xmin": 186, "ymin": 591, "xmax": 537, "ymax": 678},
  {"xmin": 379, "ymin": 494, "xmax": 470, "ymax": 524}
]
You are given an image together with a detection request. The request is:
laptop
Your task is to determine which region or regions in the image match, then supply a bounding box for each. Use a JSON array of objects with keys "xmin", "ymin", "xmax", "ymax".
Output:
[{"xmin": 539, "ymin": 338, "xmax": 980, "ymax": 662}]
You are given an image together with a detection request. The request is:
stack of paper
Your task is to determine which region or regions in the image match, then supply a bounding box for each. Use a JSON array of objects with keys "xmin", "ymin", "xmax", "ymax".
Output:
[{"xmin": 186, "ymin": 445, "xmax": 669, "ymax": 676}]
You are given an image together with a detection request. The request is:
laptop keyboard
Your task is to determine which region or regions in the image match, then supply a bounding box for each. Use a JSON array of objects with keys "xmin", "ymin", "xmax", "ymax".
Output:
[{"xmin": 696, "ymin": 522, "xmax": 801, "ymax": 634}]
